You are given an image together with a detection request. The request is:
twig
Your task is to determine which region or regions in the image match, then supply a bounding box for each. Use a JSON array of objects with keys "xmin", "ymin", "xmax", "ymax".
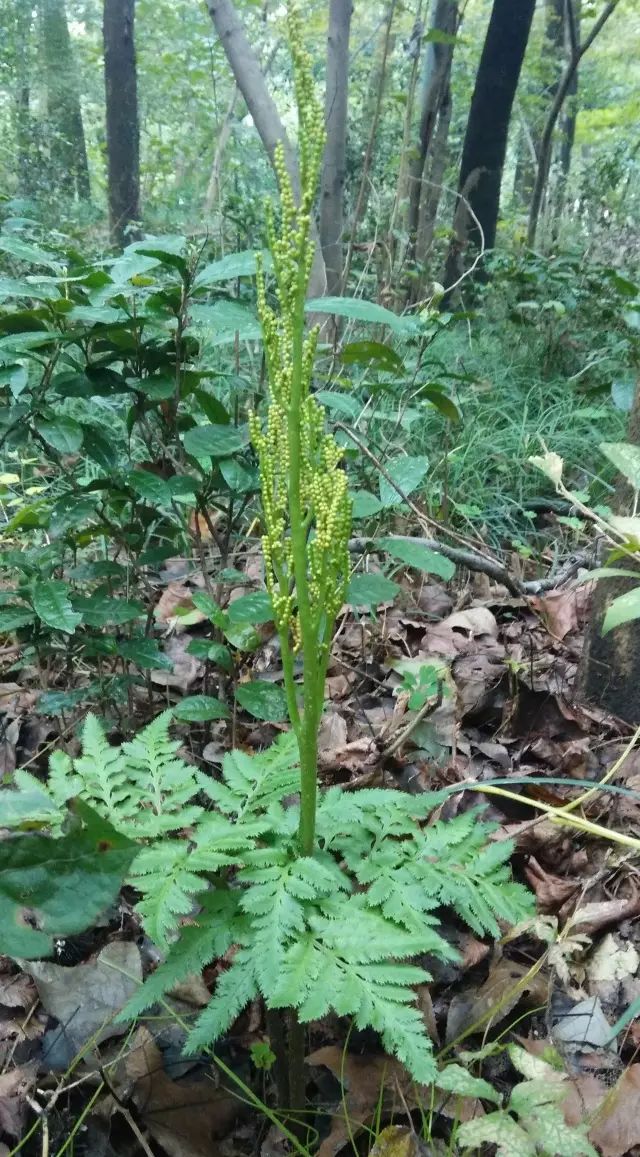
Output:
[
  {"xmin": 380, "ymin": 682, "xmax": 443, "ymax": 760},
  {"xmin": 349, "ymin": 534, "xmax": 524, "ymax": 597}
]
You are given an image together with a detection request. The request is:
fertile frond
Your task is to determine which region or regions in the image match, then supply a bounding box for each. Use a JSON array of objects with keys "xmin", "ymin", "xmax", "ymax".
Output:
[{"xmin": 185, "ymin": 950, "xmax": 258, "ymax": 1054}]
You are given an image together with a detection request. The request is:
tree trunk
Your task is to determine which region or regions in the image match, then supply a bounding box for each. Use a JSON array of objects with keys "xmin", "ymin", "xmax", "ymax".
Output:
[
  {"xmin": 205, "ymin": 0, "xmax": 326, "ymax": 298},
  {"xmin": 527, "ymin": 0, "xmax": 619, "ymax": 248},
  {"xmin": 442, "ymin": 0, "xmax": 536, "ymax": 293},
  {"xmin": 579, "ymin": 381, "xmax": 640, "ymax": 724},
  {"xmin": 41, "ymin": 0, "xmax": 91, "ymax": 201},
  {"xmin": 388, "ymin": 7, "xmax": 425, "ymax": 250},
  {"xmin": 320, "ymin": 0, "xmax": 353, "ymax": 297},
  {"xmin": 204, "ymin": 87, "xmax": 239, "ymax": 217},
  {"xmin": 103, "ymin": 0, "xmax": 141, "ymax": 247},
  {"xmin": 406, "ymin": 0, "xmax": 458, "ymax": 269},
  {"xmin": 514, "ymin": 0, "xmax": 564, "ymax": 208},
  {"xmin": 415, "ymin": 80, "xmax": 452, "ymax": 264},
  {"xmin": 342, "ymin": 0, "xmax": 397, "ymax": 291},
  {"xmin": 14, "ymin": 1, "xmax": 35, "ymax": 195}
]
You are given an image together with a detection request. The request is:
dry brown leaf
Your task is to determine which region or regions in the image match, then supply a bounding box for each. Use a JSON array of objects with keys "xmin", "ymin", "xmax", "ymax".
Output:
[
  {"xmin": 150, "ymin": 634, "xmax": 204, "ymax": 692},
  {"xmin": 446, "ymin": 958, "xmax": 547, "ymax": 1043},
  {"xmin": 125, "ymin": 1025, "xmax": 240, "ymax": 1157},
  {"xmin": 568, "ymin": 892, "xmax": 640, "ymax": 936},
  {"xmin": 0, "ymin": 973, "xmax": 37, "ymax": 1009},
  {"xmin": 524, "ymin": 858, "xmax": 580, "ymax": 913},
  {"xmin": 154, "ymin": 582, "xmax": 208, "ymax": 628},
  {"xmin": 569, "ymin": 1065, "xmax": 640, "ymax": 1157},
  {"xmin": 369, "ymin": 1125, "xmax": 430, "ymax": 1157},
  {"xmin": 0, "ymin": 1064, "xmax": 36, "ymax": 1139},
  {"xmin": 307, "ymin": 1045, "xmax": 482, "ymax": 1157}
]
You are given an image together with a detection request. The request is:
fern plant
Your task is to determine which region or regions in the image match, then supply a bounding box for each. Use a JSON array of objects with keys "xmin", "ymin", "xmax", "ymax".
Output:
[
  {"xmin": 3, "ymin": 708, "xmax": 532, "ymax": 1087},
  {"xmin": 2, "ymin": 0, "xmax": 533, "ymax": 1123}
]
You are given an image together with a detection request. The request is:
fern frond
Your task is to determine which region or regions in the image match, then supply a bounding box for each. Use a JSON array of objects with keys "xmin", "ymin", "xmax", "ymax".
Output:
[
  {"xmin": 122, "ymin": 711, "xmax": 203, "ymax": 834},
  {"xmin": 132, "ymin": 843, "xmax": 208, "ymax": 949},
  {"xmin": 185, "ymin": 949, "xmax": 258, "ymax": 1054},
  {"xmin": 199, "ymin": 732, "xmax": 299, "ymax": 819},
  {"xmin": 120, "ymin": 890, "xmax": 245, "ymax": 1020},
  {"xmin": 73, "ymin": 714, "xmax": 135, "ymax": 823}
]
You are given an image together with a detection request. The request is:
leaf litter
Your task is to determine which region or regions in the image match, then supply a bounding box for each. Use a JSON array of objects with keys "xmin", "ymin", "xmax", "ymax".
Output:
[{"xmin": 3, "ymin": 550, "xmax": 640, "ymax": 1154}]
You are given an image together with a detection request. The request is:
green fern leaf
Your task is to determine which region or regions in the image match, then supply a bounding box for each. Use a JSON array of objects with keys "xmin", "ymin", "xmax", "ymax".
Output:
[
  {"xmin": 132, "ymin": 843, "xmax": 207, "ymax": 948},
  {"xmin": 185, "ymin": 950, "xmax": 258, "ymax": 1053},
  {"xmin": 120, "ymin": 890, "xmax": 244, "ymax": 1020}
]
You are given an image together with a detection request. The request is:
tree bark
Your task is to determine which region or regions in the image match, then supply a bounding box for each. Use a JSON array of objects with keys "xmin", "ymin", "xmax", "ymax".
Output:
[
  {"xmin": 415, "ymin": 80, "xmax": 452, "ymax": 264},
  {"xmin": 406, "ymin": 0, "xmax": 458, "ymax": 269},
  {"xmin": 103, "ymin": 0, "xmax": 141, "ymax": 247},
  {"xmin": 513, "ymin": 0, "xmax": 565, "ymax": 207},
  {"xmin": 527, "ymin": 0, "xmax": 619, "ymax": 248},
  {"xmin": 342, "ymin": 0, "xmax": 397, "ymax": 291},
  {"xmin": 205, "ymin": 0, "xmax": 326, "ymax": 298},
  {"xmin": 14, "ymin": 1, "xmax": 35, "ymax": 195},
  {"xmin": 41, "ymin": 0, "xmax": 91, "ymax": 201},
  {"xmin": 320, "ymin": 0, "xmax": 353, "ymax": 297},
  {"xmin": 204, "ymin": 86, "xmax": 239, "ymax": 217},
  {"xmin": 579, "ymin": 380, "xmax": 640, "ymax": 724},
  {"xmin": 442, "ymin": 0, "xmax": 536, "ymax": 292}
]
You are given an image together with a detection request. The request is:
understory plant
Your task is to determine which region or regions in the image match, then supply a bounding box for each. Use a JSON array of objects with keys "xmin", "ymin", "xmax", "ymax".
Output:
[{"xmin": 1, "ymin": 0, "xmax": 533, "ymax": 1125}]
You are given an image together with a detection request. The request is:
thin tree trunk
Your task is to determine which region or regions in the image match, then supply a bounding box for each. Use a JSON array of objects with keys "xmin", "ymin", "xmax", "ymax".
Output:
[
  {"xmin": 342, "ymin": 0, "xmax": 397, "ymax": 291},
  {"xmin": 41, "ymin": 0, "xmax": 91, "ymax": 200},
  {"xmin": 103, "ymin": 0, "xmax": 141, "ymax": 247},
  {"xmin": 320, "ymin": 0, "xmax": 353, "ymax": 296},
  {"xmin": 205, "ymin": 0, "xmax": 326, "ymax": 298},
  {"xmin": 388, "ymin": 6, "xmax": 426, "ymax": 250},
  {"xmin": 204, "ymin": 87, "xmax": 239, "ymax": 217},
  {"xmin": 514, "ymin": 0, "xmax": 564, "ymax": 207},
  {"xmin": 442, "ymin": 0, "xmax": 536, "ymax": 295},
  {"xmin": 416, "ymin": 81, "xmax": 452, "ymax": 264},
  {"xmin": 406, "ymin": 0, "xmax": 458, "ymax": 268},
  {"xmin": 527, "ymin": 0, "xmax": 619, "ymax": 248},
  {"xmin": 14, "ymin": 1, "xmax": 34, "ymax": 195}
]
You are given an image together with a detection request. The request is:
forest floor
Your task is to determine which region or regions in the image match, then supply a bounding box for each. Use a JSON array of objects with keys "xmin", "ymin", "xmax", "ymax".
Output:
[{"xmin": 2, "ymin": 533, "xmax": 640, "ymax": 1157}]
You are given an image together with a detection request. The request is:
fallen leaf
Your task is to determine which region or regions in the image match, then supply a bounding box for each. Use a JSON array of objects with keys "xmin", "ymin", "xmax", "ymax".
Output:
[
  {"xmin": 446, "ymin": 958, "xmax": 547, "ymax": 1043},
  {"xmin": 21, "ymin": 941, "xmax": 142, "ymax": 1066},
  {"xmin": 574, "ymin": 1064, "xmax": 640, "ymax": 1157},
  {"xmin": 369, "ymin": 1125, "xmax": 429, "ymax": 1157},
  {"xmin": 0, "ymin": 973, "xmax": 37, "ymax": 1009},
  {"xmin": 524, "ymin": 858, "xmax": 580, "ymax": 913},
  {"xmin": 0, "ymin": 1064, "xmax": 36, "ymax": 1139},
  {"xmin": 126, "ymin": 1025, "xmax": 240, "ymax": 1157},
  {"xmin": 587, "ymin": 933, "xmax": 640, "ymax": 1005},
  {"xmin": 567, "ymin": 893, "xmax": 640, "ymax": 937},
  {"xmin": 154, "ymin": 583, "xmax": 207, "ymax": 628},
  {"xmin": 531, "ymin": 587, "xmax": 589, "ymax": 640},
  {"xmin": 150, "ymin": 634, "xmax": 204, "ymax": 692},
  {"xmin": 307, "ymin": 1045, "xmax": 482, "ymax": 1157}
]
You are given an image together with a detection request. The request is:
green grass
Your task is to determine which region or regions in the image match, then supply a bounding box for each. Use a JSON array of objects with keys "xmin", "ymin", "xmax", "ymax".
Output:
[{"xmin": 409, "ymin": 318, "xmax": 626, "ymax": 548}]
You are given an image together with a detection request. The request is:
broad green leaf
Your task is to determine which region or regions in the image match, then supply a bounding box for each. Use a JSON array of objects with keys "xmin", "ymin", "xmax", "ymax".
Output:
[
  {"xmin": 126, "ymin": 469, "xmax": 172, "ymax": 506},
  {"xmin": 379, "ymin": 538, "xmax": 455, "ymax": 580},
  {"xmin": 34, "ymin": 417, "xmax": 83, "ymax": 455},
  {"xmin": 340, "ymin": 340, "xmax": 403, "ymax": 372},
  {"xmin": 193, "ymin": 389, "xmax": 230, "ymax": 425},
  {"xmin": 183, "ymin": 423, "xmax": 249, "ymax": 459},
  {"xmin": 0, "ymin": 801, "xmax": 135, "ymax": 959},
  {"xmin": 347, "ymin": 573, "xmax": 400, "ymax": 606},
  {"xmin": 235, "ymin": 681, "xmax": 288, "ymax": 721},
  {"xmin": 138, "ymin": 376, "xmax": 175, "ymax": 400},
  {"xmin": 224, "ymin": 622, "xmax": 261, "ymax": 651},
  {"xmin": 436, "ymin": 1063, "xmax": 499, "ymax": 1102},
  {"xmin": 226, "ymin": 591, "xmax": 273, "ymax": 625},
  {"xmin": 188, "ymin": 301, "xmax": 262, "ymax": 345},
  {"xmin": 82, "ymin": 426, "xmax": 119, "ymax": 470},
  {"xmin": 602, "ymin": 585, "xmax": 640, "ymax": 634},
  {"xmin": 117, "ymin": 639, "xmax": 174, "ymax": 670},
  {"xmin": 305, "ymin": 296, "xmax": 417, "ymax": 336},
  {"xmin": 379, "ymin": 455, "xmax": 429, "ymax": 508},
  {"xmin": 174, "ymin": 695, "xmax": 230, "ymax": 722},
  {"xmin": 192, "ymin": 591, "xmax": 227, "ymax": 628},
  {"xmin": 0, "ymin": 606, "xmax": 36, "ymax": 632},
  {"xmin": 600, "ymin": 442, "xmax": 640, "ymax": 490},
  {"xmin": 32, "ymin": 581, "xmax": 82, "ymax": 634},
  {"xmin": 350, "ymin": 490, "xmax": 383, "ymax": 519},
  {"xmin": 315, "ymin": 391, "xmax": 361, "ymax": 419},
  {"xmin": 219, "ymin": 457, "xmax": 256, "ymax": 492},
  {"xmin": 193, "ymin": 249, "xmax": 272, "ymax": 288},
  {"xmin": 0, "ymin": 236, "xmax": 62, "ymax": 269},
  {"xmin": 611, "ymin": 379, "xmax": 635, "ymax": 413},
  {"xmin": 72, "ymin": 596, "xmax": 144, "ymax": 628}
]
